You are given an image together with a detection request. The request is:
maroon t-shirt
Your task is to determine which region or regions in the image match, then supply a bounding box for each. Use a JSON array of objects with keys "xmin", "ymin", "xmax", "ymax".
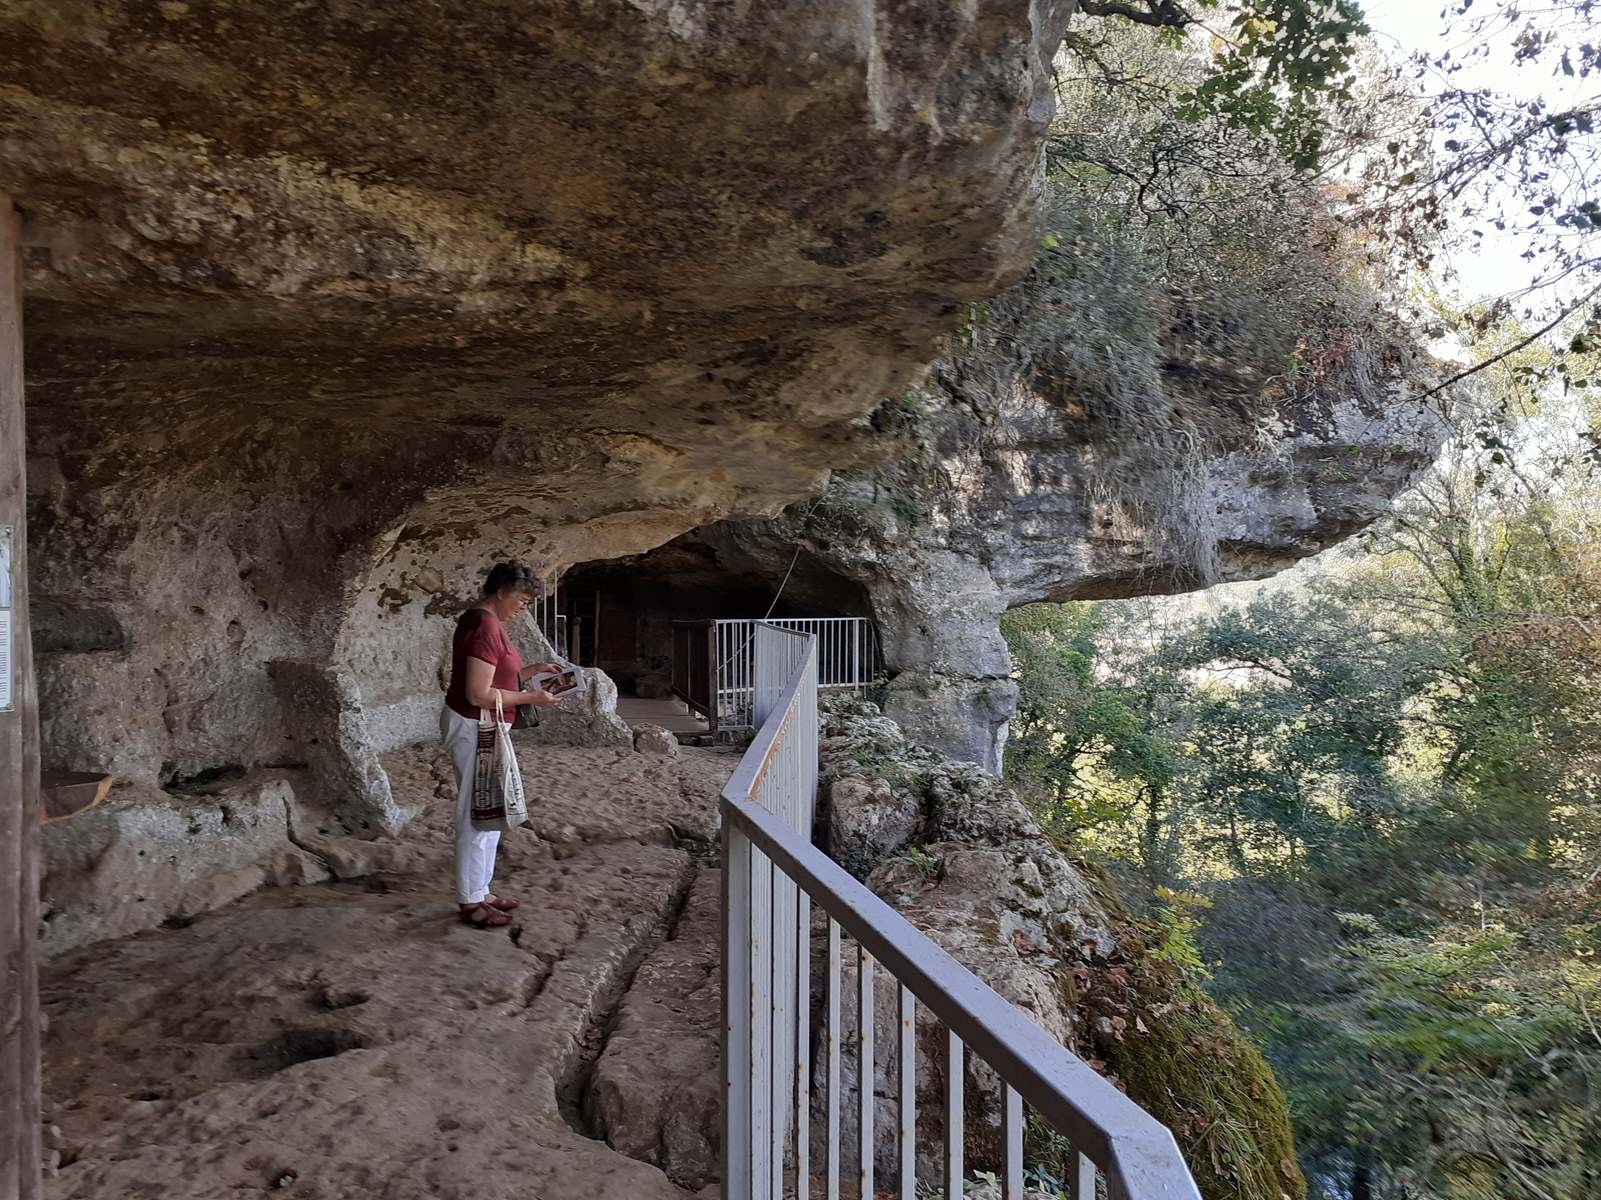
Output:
[{"xmin": 445, "ymin": 609, "xmax": 523, "ymax": 722}]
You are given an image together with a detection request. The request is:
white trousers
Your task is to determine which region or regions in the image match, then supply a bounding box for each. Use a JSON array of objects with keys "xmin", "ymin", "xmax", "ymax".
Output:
[{"xmin": 440, "ymin": 705, "xmax": 502, "ymax": 905}]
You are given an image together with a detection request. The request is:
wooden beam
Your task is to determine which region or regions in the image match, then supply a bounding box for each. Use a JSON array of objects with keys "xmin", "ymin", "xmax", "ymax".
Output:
[{"xmin": 0, "ymin": 192, "xmax": 42, "ymax": 1200}]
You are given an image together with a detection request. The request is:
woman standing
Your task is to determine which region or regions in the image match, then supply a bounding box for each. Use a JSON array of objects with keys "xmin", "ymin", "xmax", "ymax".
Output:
[{"xmin": 440, "ymin": 561, "xmax": 562, "ymax": 929}]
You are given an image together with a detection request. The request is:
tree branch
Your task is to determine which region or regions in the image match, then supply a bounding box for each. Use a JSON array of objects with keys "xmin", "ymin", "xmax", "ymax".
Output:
[
  {"xmin": 1412, "ymin": 282, "xmax": 1601, "ymax": 404},
  {"xmin": 1078, "ymin": 0, "xmax": 1191, "ymax": 28}
]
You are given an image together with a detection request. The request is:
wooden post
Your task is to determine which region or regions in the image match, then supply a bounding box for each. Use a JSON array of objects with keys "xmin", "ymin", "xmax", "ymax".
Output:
[
  {"xmin": 705, "ymin": 621, "xmax": 719, "ymax": 735},
  {"xmin": 0, "ymin": 192, "xmax": 42, "ymax": 1200}
]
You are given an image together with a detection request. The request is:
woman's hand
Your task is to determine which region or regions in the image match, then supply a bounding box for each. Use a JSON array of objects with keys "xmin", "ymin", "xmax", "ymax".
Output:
[
  {"xmin": 520, "ymin": 661, "xmax": 564, "ymax": 683},
  {"xmin": 524, "ymin": 689, "xmax": 561, "ymax": 708}
]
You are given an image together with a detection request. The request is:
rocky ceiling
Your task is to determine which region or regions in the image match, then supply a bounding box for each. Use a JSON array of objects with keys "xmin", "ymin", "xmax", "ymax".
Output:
[{"xmin": 2, "ymin": 0, "xmax": 1077, "ymax": 805}]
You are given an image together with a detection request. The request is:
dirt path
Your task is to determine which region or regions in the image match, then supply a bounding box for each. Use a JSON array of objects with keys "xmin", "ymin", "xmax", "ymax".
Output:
[{"xmin": 41, "ymin": 741, "xmax": 735, "ymax": 1200}]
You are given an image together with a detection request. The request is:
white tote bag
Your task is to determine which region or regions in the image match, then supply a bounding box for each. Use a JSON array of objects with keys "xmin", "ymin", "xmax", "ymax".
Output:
[{"xmin": 470, "ymin": 690, "xmax": 528, "ymax": 833}]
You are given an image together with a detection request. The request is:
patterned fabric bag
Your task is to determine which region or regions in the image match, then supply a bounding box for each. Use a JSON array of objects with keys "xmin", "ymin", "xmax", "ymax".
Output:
[{"xmin": 471, "ymin": 690, "xmax": 528, "ymax": 833}]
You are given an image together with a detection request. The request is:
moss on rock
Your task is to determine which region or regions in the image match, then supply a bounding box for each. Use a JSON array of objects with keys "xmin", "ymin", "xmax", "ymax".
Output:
[{"xmin": 1076, "ymin": 913, "xmax": 1308, "ymax": 1200}]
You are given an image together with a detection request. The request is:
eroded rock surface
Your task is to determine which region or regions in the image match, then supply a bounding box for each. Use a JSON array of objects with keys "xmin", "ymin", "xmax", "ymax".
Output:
[
  {"xmin": 816, "ymin": 696, "xmax": 1304, "ymax": 1200},
  {"xmin": 586, "ymin": 871, "xmax": 724, "ymax": 1190},
  {"xmin": 40, "ymin": 740, "xmax": 737, "ymax": 1200},
  {"xmin": 663, "ymin": 322, "xmax": 1447, "ymax": 767},
  {"xmin": 38, "ymin": 729, "xmax": 735, "ymax": 956},
  {"xmin": 39, "ymin": 774, "xmax": 328, "ymax": 958},
  {"xmin": 7, "ymin": 0, "xmax": 1076, "ymax": 790},
  {"xmin": 828, "ymin": 772, "xmax": 924, "ymax": 879}
]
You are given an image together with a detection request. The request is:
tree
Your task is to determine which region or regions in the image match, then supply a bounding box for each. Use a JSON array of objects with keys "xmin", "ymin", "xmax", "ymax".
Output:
[
  {"xmin": 1074, "ymin": 0, "xmax": 1371, "ymax": 168},
  {"xmin": 1353, "ymin": 2, "xmax": 1601, "ymax": 397},
  {"xmin": 1001, "ymin": 443, "xmax": 1601, "ymax": 1196}
]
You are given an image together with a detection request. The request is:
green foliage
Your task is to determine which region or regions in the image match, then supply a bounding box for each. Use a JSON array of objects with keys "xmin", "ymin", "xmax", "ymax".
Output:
[
  {"xmin": 821, "ymin": 747, "xmax": 914, "ymax": 791},
  {"xmin": 1080, "ymin": 915, "xmax": 1309, "ymax": 1200},
  {"xmin": 1149, "ymin": 886, "xmax": 1214, "ymax": 979},
  {"xmin": 1004, "ymin": 388, "xmax": 1601, "ymax": 1196},
  {"xmin": 986, "ymin": 16, "xmax": 1392, "ymax": 588},
  {"xmin": 1002, "ymin": 604, "xmax": 1179, "ymax": 840},
  {"xmin": 899, "ymin": 844, "xmax": 940, "ymax": 880},
  {"xmin": 1077, "ymin": 1, "xmax": 1369, "ymax": 170}
]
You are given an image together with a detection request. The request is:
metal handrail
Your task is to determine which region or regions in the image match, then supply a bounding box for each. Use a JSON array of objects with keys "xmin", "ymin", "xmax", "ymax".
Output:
[{"xmin": 720, "ymin": 624, "xmax": 1203, "ymax": 1200}]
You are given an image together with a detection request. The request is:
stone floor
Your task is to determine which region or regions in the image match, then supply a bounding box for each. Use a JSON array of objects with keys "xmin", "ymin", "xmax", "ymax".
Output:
[{"xmin": 40, "ymin": 738, "xmax": 738, "ymax": 1200}]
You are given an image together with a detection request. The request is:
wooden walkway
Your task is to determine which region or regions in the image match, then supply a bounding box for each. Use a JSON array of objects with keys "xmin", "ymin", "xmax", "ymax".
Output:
[{"xmin": 615, "ymin": 695, "xmax": 711, "ymax": 736}]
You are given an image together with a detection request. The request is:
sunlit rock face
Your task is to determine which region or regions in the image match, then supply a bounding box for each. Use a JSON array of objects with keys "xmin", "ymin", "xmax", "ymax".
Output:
[
  {"xmin": 5, "ymin": 0, "xmax": 1077, "ymax": 804},
  {"xmin": 664, "ymin": 320, "xmax": 1448, "ymax": 769}
]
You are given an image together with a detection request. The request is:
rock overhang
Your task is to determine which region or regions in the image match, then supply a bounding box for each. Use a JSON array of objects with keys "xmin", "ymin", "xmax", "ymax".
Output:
[{"xmin": 5, "ymin": 1, "xmax": 1079, "ymax": 789}]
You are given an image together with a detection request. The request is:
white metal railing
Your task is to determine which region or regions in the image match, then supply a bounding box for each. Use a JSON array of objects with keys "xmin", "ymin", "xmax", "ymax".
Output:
[
  {"xmin": 721, "ymin": 625, "xmax": 1204, "ymax": 1200},
  {"xmin": 714, "ymin": 617, "xmax": 875, "ymax": 731},
  {"xmin": 723, "ymin": 624, "xmax": 818, "ymax": 1197}
]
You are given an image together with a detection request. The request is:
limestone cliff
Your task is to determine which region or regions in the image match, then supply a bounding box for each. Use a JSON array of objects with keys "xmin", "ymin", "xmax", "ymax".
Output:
[
  {"xmin": 7, "ymin": 1, "xmax": 1447, "ymax": 808},
  {"xmin": 818, "ymin": 694, "xmax": 1306, "ymax": 1200},
  {"xmin": 5, "ymin": 0, "xmax": 1075, "ymax": 815},
  {"xmin": 623, "ymin": 287, "xmax": 1447, "ymax": 768}
]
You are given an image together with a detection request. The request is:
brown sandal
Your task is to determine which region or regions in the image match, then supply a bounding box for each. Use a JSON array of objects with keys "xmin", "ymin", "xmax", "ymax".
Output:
[
  {"xmin": 460, "ymin": 902, "xmax": 513, "ymax": 929},
  {"xmin": 484, "ymin": 893, "xmax": 519, "ymax": 912}
]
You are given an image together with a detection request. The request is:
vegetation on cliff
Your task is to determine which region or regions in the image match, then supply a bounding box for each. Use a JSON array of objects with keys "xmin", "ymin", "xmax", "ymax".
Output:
[
  {"xmin": 818, "ymin": 695, "xmax": 1310, "ymax": 1200},
  {"xmin": 1003, "ymin": 359, "xmax": 1601, "ymax": 1197}
]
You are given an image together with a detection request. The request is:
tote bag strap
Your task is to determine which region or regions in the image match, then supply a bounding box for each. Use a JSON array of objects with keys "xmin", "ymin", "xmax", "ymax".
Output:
[{"xmin": 480, "ymin": 688, "xmax": 505, "ymax": 730}]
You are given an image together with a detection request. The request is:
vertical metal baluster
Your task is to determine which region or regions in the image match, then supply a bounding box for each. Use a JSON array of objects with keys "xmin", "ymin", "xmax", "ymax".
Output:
[
  {"xmin": 897, "ymin": 985, "xmax": 915, "ymax": 1199},
  {"xmin": 751, "ymin": 845, "xmax": 774, "ymax": 1197},
  {"xmin": 770, "ymin": 855, "xmax": 785, "ymax": 1200},
  {"xmin": 826, "ymin": 919, "xmax": 842, "ymax": 1200},
  {"xmin": 778, "ymin": 734, "xmax": 797, "ymax": 1198},
  {"xmin": 795, "ymin": 890, "xmax": 811, "ymax": 1200},
  {"xmin": 1070, "ymin": 1151, "xmax": 1095, "ymax": 1200},
  {"xmin": 722, "ymin": 825, "xmax": 752, "ymax": 1200},
  {"xmin": 858, "ymin": 947, "xmax": 874, "ymax": 1200},
  {"xmin": 943, "ymin": 1029, "xmax": 962, "ymax": 1198},
  {"xmin": 1001, "ymin": 1086, "xmax": 1023, "ymax": 1200}
]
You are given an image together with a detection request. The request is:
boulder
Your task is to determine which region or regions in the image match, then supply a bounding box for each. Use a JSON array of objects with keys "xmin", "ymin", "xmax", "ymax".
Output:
[
  {"xmin": 39, "ymin": 774, "xmax": 328, "ymax": 957},
  {"xmin": 519, "ymin": 666, "xmax": 635, "ymax": 752},
  {"xmin": 826, "ymin": 774, "xmax": 921, "ymax": 879},
  {"xmin": 632, "ymin": 724, "xmax": 680, "ymax": 758}
]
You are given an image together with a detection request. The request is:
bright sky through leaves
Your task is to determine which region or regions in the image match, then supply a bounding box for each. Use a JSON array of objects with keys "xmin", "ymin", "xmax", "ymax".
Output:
[{"xmin": 1361, "ymin": 0, "xmax": 1598, "ymax": 309}]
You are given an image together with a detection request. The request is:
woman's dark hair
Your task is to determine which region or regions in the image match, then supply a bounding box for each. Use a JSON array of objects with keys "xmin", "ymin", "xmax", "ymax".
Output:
[{"xmin": 482, "ymin": 560, "xmax": 542, "ymax": 598}]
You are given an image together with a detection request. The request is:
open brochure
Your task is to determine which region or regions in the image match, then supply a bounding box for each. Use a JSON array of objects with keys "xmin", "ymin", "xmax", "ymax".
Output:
[{"xmin": 530, "ymin": 664, "xmax": 583, "ymax": 702}]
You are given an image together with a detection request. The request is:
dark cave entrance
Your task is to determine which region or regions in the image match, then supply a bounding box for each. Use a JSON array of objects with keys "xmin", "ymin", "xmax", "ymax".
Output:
[{"xmin": 552, "ymin": 528, "xmax": 880, "ymax": 726}]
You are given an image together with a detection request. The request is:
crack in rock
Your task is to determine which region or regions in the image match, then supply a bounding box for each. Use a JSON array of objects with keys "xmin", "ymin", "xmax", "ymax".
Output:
[{"xmin": 557, "ymin": 859, "xmax": 700, "ymax": 1140}]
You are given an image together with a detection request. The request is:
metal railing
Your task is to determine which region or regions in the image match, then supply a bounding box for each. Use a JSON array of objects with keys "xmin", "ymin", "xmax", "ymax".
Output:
[
  {"xmin": 713, "ymin": 617, "xmax": 876, "ymax": 731},
  {"xmin": 721, "ymin": 624, "xmax": 1203, "ymax": 1200}
]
